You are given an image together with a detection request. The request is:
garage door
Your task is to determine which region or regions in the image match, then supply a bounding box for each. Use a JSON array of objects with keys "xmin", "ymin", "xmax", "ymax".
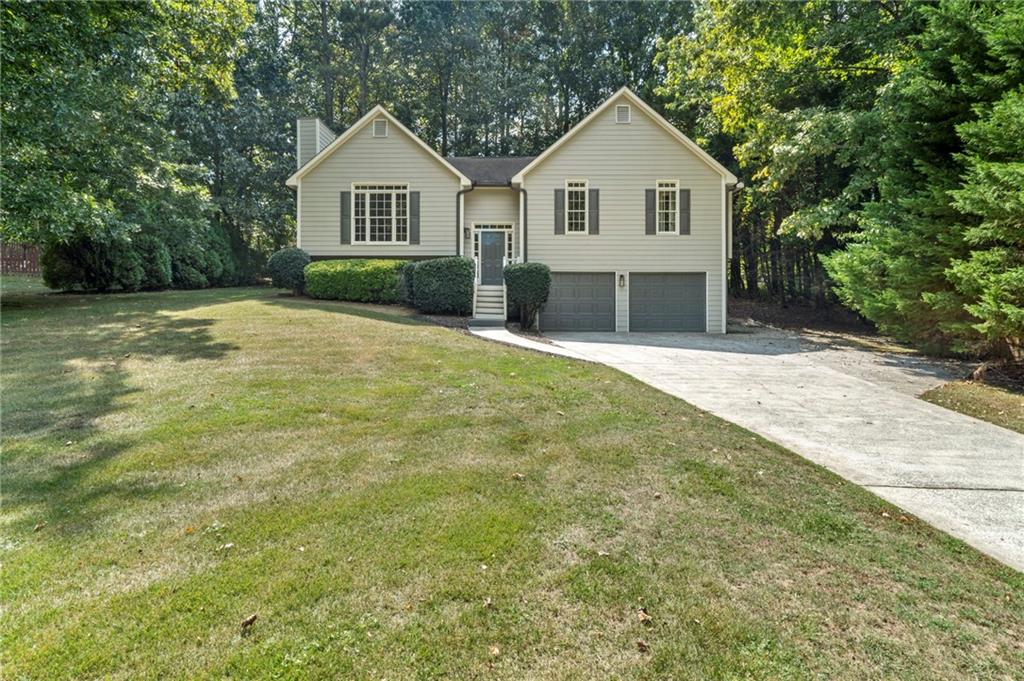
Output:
[
  {"xmin": 629, "ymin": 273, "xmax": 706, "ymax": 332},
  {"xmin": 540, "ymin": 272, "xmax": 615, "ymax": 332}
]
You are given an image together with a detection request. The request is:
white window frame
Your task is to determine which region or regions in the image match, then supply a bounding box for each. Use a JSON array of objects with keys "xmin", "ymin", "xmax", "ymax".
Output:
[
  {"xmin": 656, "ymin": 179, "xmax": 679, "ymax": 235},
  {"xmin": 372, "ymin": 118, "xmax": 388, "ymax": 137},
  {"xmin": 564, "ymin": 179, "xmax": 589, "ymax": 235},
  {"xmin": 351, "ymin": 183, "xmax": 410, "ymax": 245},
  {"xmin": 615, "ymin": 104, "xmax": 631, "ymax": 124}
]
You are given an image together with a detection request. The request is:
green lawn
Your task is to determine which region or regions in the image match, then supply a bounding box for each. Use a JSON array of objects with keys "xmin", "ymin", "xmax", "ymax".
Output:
[
  {"xmin": 2, "ymin": 284, "xmax": 1021, "ymax": 679},
  {"xmin": 921, "ymin": 380, "xmax": 1024, "ymax": 435}
]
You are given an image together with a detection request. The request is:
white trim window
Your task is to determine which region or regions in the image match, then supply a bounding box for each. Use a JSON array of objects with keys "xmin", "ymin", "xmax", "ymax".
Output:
[
  {"xmin": 352, "ymin": 183, "xmax": 408, "ymax": 243},
  {"xmin": 656, "ymin": 180, "xmax": 679, "ymax": 234},
  {"xmin": 565, "ymin": 179, "xmax": 588, "ymax": 234},
  {"xmin": 615, "ymin": 104, "xmax": 631, "ymax": 124}
]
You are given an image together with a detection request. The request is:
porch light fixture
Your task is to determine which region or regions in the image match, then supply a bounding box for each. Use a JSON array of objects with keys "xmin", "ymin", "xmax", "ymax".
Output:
[{"xmin": 618, "ymin": 274, "xmax": 625, "ymax": 287}]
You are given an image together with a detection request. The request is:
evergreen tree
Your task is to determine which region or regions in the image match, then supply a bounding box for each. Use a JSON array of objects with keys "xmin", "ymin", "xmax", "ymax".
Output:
[{"xmin": 824, "ymin": 0, "xmax": 1024, "ymax": 357}]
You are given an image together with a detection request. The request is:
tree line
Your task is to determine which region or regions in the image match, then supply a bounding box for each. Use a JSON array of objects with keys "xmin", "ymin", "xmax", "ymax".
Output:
[
  {"xmin": 662, "ymin": 0, "xmax": 1022, "ymax": 361},
  {"xmin": 2, "ymin": 1, "xmax": 1021, "ymax": 360}
]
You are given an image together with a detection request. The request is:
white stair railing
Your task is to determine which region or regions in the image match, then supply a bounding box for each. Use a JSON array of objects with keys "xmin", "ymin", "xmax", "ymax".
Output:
[
  {"xmin": 472, "ymin": 257, "xmax": 479, "ymax": 316},
  {"xmin": 501, "ymin": 256, "xmax": 508, "ymax": 319}
]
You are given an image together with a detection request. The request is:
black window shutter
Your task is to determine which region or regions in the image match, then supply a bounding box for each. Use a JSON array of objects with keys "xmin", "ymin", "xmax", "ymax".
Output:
[
  {"xmin": 679, "ymin": 189, "xmax": 690, "ymax": 235},
  {"xmin": 409, "ymin": 191, "xmax": 420, "ymax": 244},
  {"xmin": 340, "ymin": 191, "xmax": 351, "ymax": 244},
  {"xmin": 645, "ymin": 189, "xmax": 656, "ymax": 235},
  {"xmin": 554, "ymin": 189, "xmax": 565, "ymax": 234},
  {"xmin": 588, "ymin": 188, "xmax": 599, "ymax": 234}
]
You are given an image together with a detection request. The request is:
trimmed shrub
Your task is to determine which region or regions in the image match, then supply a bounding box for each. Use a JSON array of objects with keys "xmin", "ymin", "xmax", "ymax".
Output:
[
  {"xmin": 134, "ymin": 235, "xmax": 173, "ymax": 290},
  {"xmin": 304, "ymin": 259, "xmax": 406, "ymax": 303},
  {"xmin": 504, "ymin": 262, "xmax": 551, "ymax": 329},
  {"xmin": 41, "ymin": 236, "xmax": 144, "ymax": 292},
  {"xmin": 399, "ymin": 260, "xmax": 418, "ymax": 304},
  {"xmin": 41, "ymin": 240, "xmax": 87, "ymax": 291},
  {"xmin": 266, "ymin": 247, "xmax": 311, "ymax": 294},
  {"xmin": 412, "ymin": 256, "xmax": 474, "ymax": 315},
  {"xmin": 171, "ymin": 242, "xmax": 211, "ymax": 290}
]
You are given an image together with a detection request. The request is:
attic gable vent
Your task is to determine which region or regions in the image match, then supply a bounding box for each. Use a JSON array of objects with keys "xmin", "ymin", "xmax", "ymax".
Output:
[
  {"xmin": 615, "ymin": 104, "xmax": 631, "ymax": 124},
  {"xmin": 372, "ymin": 118, "xmax": 388, "ymax": 137}
]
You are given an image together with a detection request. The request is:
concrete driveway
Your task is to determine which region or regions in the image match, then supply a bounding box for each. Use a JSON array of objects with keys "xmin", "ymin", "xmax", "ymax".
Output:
[{"xmin": 545, "ymin": 325, "xmax": 1024, "ymax": 572}]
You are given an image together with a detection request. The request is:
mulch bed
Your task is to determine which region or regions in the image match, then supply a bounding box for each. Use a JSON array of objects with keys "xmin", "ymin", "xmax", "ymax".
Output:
[{"xmin": 729, "ymin": 296, "xmax": 876, "ymax": 334}]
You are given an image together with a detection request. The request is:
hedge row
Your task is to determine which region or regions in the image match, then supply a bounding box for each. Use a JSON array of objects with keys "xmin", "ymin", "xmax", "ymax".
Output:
[
  {"xmin": 297, "ymin": 255, "xmax": 474, "ymax": 315},
  {"xmin": 41, "ymin": 225, "xmax": 260, "ymax": 292},
  {"xmin": 304, "ymin": 259, "xmax": 406, "ymax": 303}
]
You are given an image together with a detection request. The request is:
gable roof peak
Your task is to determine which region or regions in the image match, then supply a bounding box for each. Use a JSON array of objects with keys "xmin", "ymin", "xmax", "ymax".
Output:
[
  {"xmin": 511, "ymin": 88, "xmax": 737, "ymax": 184},
  {"xmin": 286, "ymin": 105, "xmax": 470, "ymax": 187}
]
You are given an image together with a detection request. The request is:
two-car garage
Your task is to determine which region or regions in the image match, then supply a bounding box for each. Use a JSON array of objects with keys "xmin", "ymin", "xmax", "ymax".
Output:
[{"xmin": 539, "ymin": 272, "xmax": 706, "ymax": 332}]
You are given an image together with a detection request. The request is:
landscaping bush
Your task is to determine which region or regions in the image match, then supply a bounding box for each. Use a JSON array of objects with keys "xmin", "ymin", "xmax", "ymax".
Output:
[
  {"xmin": 399, "ymin": 260, "xmax": 418, "ymax": 304},
  {"xmin": 41, "ymin": 236, "xmax": 144, "ymax": 292},
  {"xmin": 411, "ymin": 257, "xmax": 474, "ymax": 315},
  {"xmin": 133, "ymin": 235, "xmax": 173, "ymax": 290},
  {"xmin": 304, "ymin": 259, "xmax": 407, "ymax": 303},
  {"xmin": 40, "ymin": 240, "xmax": 88, "ymax": 291},
  {"xmin": 266, "ymin": 247, "xmax": 311, "ymax": 294},
  {"xmin": 40, "ymin": 222, "xmax": 252, "ymax": 293},
  {"xmin": 504, "ymin": 262, "xmax": 551, "ymax": 329}
]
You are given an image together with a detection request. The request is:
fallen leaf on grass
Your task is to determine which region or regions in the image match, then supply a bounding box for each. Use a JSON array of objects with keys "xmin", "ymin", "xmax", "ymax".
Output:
[
  {"xmin": 484, "ymin": 597, "xmax": 494, "ymax": 609},
  {"xmin": 240, "ymin": 614, "xmax": 257, "ymax": 632},
  {"xmin": 511, "ymin": 472, "xmax": 525, "ymax": 480},
  {"xmin": 638, "ymin": 607, "xmax": 652, "ymax": 625},
  {"xmin": 217, "ymin": 543, "xmax": 235, "ymax": 552},
  {"xmin": 33, "ymin": 522, "xmax": 46, "ymax": 532},
  {"xmin": 636, "ymin": 640, "xmax": 649, "ymax": 653},
  {"xmin": 489, "ymin": 645, "xmax": 501, "ymax": 657}
]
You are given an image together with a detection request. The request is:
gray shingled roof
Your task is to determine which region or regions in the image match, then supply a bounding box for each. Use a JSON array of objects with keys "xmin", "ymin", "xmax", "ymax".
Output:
[{"xmin": 448, "ymin": 156, "xmax": 535, "ymax": 186}]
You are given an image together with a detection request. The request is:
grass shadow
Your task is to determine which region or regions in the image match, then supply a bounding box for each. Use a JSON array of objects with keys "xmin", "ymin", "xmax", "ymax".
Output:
[
  {"xmin": 260, "ymin": 294, "xmax": 436, "ymax": 328},
  {"xmin": 2, "ymin": 286, "xmax": 244, "ymax": 534}
]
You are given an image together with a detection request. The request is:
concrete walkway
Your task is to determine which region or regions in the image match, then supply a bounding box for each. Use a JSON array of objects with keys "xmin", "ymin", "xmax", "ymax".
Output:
[
  {"xmin": 467, "ymin": 325, "xmax": 592, "ymax": 361},
  {"xmin": 469, "ymin": 323, "xmax": 1024, "ymax": 571}
]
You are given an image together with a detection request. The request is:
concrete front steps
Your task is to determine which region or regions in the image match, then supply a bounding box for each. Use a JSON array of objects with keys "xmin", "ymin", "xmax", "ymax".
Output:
[{"xmin": 473, "ymin": 285, "xmax": 505, "ymax": 325}]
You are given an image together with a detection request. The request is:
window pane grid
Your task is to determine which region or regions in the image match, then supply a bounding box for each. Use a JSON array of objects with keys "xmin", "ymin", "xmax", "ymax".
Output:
[
  {"xmin": 657, "ymin": 181, "xmax": 678, "ymax": 233},
  {"xmin": 352, "ymin": 184, "xmax": 408, "ymax": 243},
  {"xmin": 566, "ymin": 180, "xmax": 587, "ymax": 233}
]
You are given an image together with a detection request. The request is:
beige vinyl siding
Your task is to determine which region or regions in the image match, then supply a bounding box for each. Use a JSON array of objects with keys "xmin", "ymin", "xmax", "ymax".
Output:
[
  {"xmin": 298, "ymin": 122, "xmax": 461, "ymax": 257},
  {"xmin": 316, "ymin": 120, "xmax": 335, "ymax": 152},
  {"xmin": 297, "ymin": 119, "xmax": 319, "ymax": 168},
  {"xmin": 523, "ymin": 93, "xmax": 726, "ymax": 333},
  {"xmin": 462, "ymin": 188, "xmax": 519, "ymax": 258}
]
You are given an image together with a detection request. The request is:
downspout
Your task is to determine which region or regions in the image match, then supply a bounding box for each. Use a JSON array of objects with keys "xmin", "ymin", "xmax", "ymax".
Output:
[
  {"xmin": 511, "ymin": 186, "xmax": 527, "ymax": 262},
  {"xmin": 724, "ymin": 181, "xmax": 745, "ymax": 334},
  {"xmin": 456, "ymin": 184, "xmax": 475, "ymax": 256}
]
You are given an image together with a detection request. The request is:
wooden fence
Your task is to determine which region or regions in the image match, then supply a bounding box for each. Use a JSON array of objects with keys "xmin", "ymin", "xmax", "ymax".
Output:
[{"xmin": 1, "ymin": 243, "xmax": 41, "ymax": 275}]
